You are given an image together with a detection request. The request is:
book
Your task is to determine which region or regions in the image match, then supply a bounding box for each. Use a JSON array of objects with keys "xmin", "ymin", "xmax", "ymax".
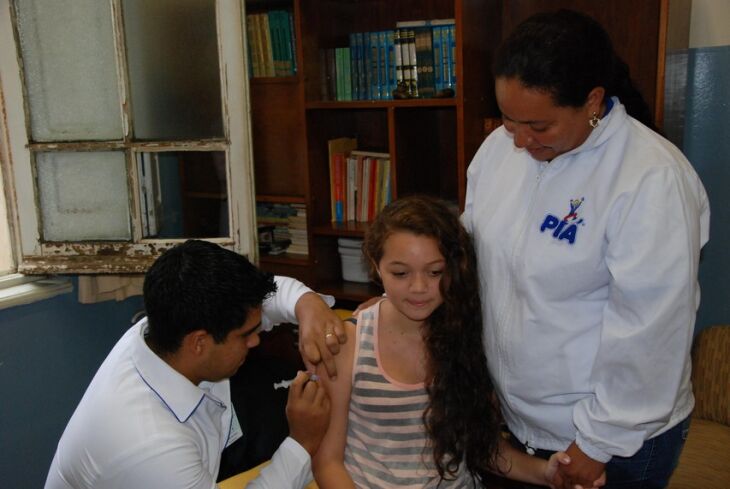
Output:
[
  {"xmin": 414, "ymin": 25, "xmax": 435, "ymax": 97},
  {"xmin": 245, "ymin": 15, "xmax": 261, "ymax": 77},
  {"xmin": 327, "ymin": 138, "xmax": 358, "ymax": 222},
  {"xmin": 349, "ymin": 33, "xmax": 362, "ymax": 100},
  {"xmin": 349, "ymin": 150, "xmax": 390, "ymax": 221},
  {"xmin": 257, "ymin": 13, "xmax": 275, "ymax": 77},
  {"xmin": 367, "ymin": 31, "xmax": 380, "ymax": 100},
  {"xmin": 378, "ymin": 31, "xmax": 388, "ymax": 101},
  {"xmin": 385, "ymin": 30, "xmax": 396, "ymax": 100},
  {"xmin": 432, "ymin": 25, "xmax": 443, "ymax": 92},
  {"xmin": 346, "ymin": 155, "xmax": 358, "ymax": 221}
]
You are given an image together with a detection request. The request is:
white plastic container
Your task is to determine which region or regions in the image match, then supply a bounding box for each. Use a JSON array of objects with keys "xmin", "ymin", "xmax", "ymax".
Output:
[{"xmin": 337, "ymin": 238, "xmax": 369, "ymax": 283}]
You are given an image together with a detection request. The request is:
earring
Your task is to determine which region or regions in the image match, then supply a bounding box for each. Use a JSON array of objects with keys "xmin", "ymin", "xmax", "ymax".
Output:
[{"xmin": 589, "ymin": 112, "xmax": 600, "ymax": 128}]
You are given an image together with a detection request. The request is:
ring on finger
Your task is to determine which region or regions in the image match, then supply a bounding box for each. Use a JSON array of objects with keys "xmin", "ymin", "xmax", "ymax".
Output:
[{"xmin": 325, "ymin": 331, "xmax": 335, "ymax": 339}]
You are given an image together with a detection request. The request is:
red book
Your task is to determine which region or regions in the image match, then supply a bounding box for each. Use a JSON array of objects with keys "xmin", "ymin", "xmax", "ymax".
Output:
[{"xmin": 367, "ymin": 157, "xmax": 379, "ymax": 221}]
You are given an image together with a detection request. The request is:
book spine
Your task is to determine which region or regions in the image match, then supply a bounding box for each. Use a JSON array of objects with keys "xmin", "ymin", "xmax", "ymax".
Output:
[
  {"xmin": 356, "ymin": 33, "xmax": 367, "ymax": 100},
  {"xmin": 359, "ymin": 157, "xmax": 371, "ymax": 222},
  {"xmin": 267, "ymin": 11, "xmax": 281, "ymax": 77},
  {"xmin": 288, "ymin": 11, "xmax": 297, "ymax": 74},
  {"xmin": 442, "ymin": 24, "xmax": 451, "ymax": 89},
  {"xmin": 334, "ymin": 47, "xmax": 342, "ymax": 101},
  {"xmin": 346, "ymin": 156, "xmax": 357, "ymax": 221},
  {"xmin": 414, "ymin": 26, "xmax": 435, "ymax": 98},
  {"xmin": 280, "ymin": 11, "xmax": 294, "ymax": 75},
  {"xmin": 343, "ymin": 47, "xmax": 352, "ymax": 101},
  {"xmin": 349, "ymin": 33, "xmax": 360, "ymax": 101},
  {"xmin": 385, "ymin": 30, "xmax": 396, "ymax": 100},
  {"xmin": 432, "ymin": 26, "xmax": 443, "ymax": 93},
  {"xmin": 378, "ymin": 31, "xmax": 387, "ymax": 101},
  {"xmin": 333, "ymin": 152, "xmax": 345, "ymax": 223},
  {"xmin": 367, "ymin": 157, "xmax": 378, "ymax": 221},
  {"xmin": 381, "ymin": 158, "xmax": 392, "ymax": 208},
  {"xmin": 406, "ymin": 28, "xmax": 418, "ymax": 97},
  {"xmin": 259, "ymin": 13, "xmax": 275, "ymax": 77},
  {"xmin": 368, "ymin": 31, "xmax": 380, "ymax": 100},
  {"xmin": 448, "ymin": 23, "xmax": 456, "ymax": 92},
  {"xmin": 245, "ymin": 15, "xmax": 260, "ymax": 77}
]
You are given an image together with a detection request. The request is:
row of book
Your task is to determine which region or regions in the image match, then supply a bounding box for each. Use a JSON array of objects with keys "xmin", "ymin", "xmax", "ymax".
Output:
[
  {"xmin": 256, "ymin": 202, "xmax": 308, "ymax": 255},
  {"xmin": 328, "ymin": 138, "xmax": 392, "ymax": 224},
  {"xmin": 245, "ymin": 10, "xmax": 296, "ymax": 78},
  {"xmin": 320, "ymin": 19, "xmax": 456, "ymax": 102}
]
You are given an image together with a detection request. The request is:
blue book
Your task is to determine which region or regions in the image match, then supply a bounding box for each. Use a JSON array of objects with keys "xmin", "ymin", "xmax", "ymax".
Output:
[
  {"xmin": 378, "ymin": 31, "xmax": 387, "ymax": 100},
  {"xmin": 432, "ymin": 25, "xmax": 443, "ymax": 92},
  {"xmin": 385, "ymin": 30, "xmax": 396, "ymax": 100},
  {"xmin": 448, "ymin": 23, "xmax": 456, "ymax": 92},
  {"xmin": 368, "ymin": 31, "xmax": 380, "ymax": 100}
]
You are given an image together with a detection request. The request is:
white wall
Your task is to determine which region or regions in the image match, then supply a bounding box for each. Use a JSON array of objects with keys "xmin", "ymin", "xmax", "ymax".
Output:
[{"xmin": 690, "ymin": 0, "xmax": 730, "ymax": 48}]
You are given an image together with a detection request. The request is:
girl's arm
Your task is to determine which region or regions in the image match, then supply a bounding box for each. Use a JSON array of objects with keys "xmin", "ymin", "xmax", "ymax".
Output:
[
  {"xmin": 311, "ymin": 320, "xmax": 357, "ymax": 489},
  {"xmin": 495, "ymin": 438, "xmax": 604, "ymax": 489}
]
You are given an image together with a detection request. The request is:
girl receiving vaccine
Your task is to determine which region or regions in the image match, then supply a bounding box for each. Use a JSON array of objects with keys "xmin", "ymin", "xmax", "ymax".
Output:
[{"xmin": 312, "ymin": 195, "xmax": 604, "ymax": 489}]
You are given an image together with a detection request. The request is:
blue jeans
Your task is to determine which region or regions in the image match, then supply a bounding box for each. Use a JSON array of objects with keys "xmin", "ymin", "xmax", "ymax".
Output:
[{"xmin": 508, "ymin": 417, "xmax": 691, "ymax": 489}]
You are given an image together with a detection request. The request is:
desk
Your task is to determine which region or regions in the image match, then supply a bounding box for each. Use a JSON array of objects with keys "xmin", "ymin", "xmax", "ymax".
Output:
[{"xmin": 218, "ymin": 461, "xmax": 319, "ymax": 489}]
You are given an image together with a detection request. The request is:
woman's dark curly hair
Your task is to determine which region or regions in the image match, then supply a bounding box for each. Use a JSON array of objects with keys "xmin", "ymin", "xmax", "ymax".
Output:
[
  {"xmin": 493, "ymin": 9, "xmax": 656, "ymax": 130},
  {"xmin": 363, "ymin": 195, "xmax": 501, "ymax": 483}
]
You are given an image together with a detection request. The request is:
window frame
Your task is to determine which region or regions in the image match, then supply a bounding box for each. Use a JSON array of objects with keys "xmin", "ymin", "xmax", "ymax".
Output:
[{"xmin": 0, "ymin": 0, "xmax": 257, "ymax": 275}]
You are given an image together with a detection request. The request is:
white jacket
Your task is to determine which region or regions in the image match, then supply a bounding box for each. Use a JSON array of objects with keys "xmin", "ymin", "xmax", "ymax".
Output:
[{"xmin": 463, "ymin": 99, "xmax": 710, "ymax": 463}]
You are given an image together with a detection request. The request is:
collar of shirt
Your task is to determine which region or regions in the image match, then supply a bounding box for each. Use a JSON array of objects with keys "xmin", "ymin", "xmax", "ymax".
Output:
[{"xmin": 131, "ymin": 318, "xmax": 219, "ymax": 422}]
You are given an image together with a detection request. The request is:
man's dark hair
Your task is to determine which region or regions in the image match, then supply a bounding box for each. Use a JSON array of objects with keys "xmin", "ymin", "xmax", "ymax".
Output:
[{"xmin": 143, "ymin": 239, "xmax": 277, "ymax": 354}]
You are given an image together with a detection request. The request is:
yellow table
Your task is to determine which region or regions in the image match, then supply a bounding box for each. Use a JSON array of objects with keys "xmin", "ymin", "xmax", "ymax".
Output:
[{"xmin": 218, "ymin": 461, "xmax": 319, "ymax": 488}]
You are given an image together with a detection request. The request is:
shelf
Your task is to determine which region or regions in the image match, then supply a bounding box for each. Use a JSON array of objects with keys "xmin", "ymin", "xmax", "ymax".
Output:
[
  {"xmin": 259, "ymin": 253, "xmax": 310, "ymax": 266},
  {"xmin": 256, "ymin": 194, "xmax": 307, "ymax": 204},
  {"xmin": 250, "ymin": 76, "xmax": 298, "ymax": 85},
  {"xmin": 311, "ymin": 221, "xmax": 370, "ymax": 237},
  {"xmin": 305, "ymin": 98, "xmax": 457, "ymax": 110}
]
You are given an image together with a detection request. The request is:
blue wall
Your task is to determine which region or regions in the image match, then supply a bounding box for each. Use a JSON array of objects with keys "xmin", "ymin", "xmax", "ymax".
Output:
[
  {"xmin": 0, "ymin": 279, "xmax": 143, "ymax": 489},
  {"xmin": 684, "ymin": 45, "xmax": 730, "ymax": 334}
]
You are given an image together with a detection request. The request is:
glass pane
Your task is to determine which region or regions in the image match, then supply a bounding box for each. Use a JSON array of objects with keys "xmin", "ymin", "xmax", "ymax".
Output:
[
  {"xmin": 136, "ymin": 151, "xmax": 228, "ymax": 238},
  {"xmin": 123, "ymin": 0, "xmax": 223, "ymax": 140},
  {"xmin": 36, "ymin": 152, "xmax": 131, "ymax": 241},
  {"xmin": 14, "ymin": 0, "xmax": 123, "ymax": 141}
]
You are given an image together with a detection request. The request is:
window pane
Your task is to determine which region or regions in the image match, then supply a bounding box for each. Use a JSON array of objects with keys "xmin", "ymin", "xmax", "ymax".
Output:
[
  {"xmin": 36, "ymin": 152, "xmax": 131, "ymax": 241},
  {"xmin": 123, "ymin": 0, "xmax": 223, "ymax": 140},
  {"xmin": 14, "ymin": 0, "xmax": 123, "ymax": 141},
  {"xmin": 137, "ymin": 151, "xmax": 228, "ymax": 239}
]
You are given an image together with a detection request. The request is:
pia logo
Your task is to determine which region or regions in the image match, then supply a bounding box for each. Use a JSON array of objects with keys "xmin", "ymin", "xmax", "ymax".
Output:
[{"xmin": 539, "ymin": 198, "xmax": 585, "ymax": 245}]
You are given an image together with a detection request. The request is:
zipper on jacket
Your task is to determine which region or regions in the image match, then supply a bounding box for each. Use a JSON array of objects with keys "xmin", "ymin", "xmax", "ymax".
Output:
[{"xmin": 494, "ymin": 162, "xmax": 548, "ymax": 407}]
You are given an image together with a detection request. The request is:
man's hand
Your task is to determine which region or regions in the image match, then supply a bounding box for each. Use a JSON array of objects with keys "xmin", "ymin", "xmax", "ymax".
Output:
[
  {"xmin": 286, "ymin": 371, "xmax": 331, "ymax": 456},
  {"xmin": 553, "ymin": 442, "xmax": 606, "ymax": 489},
  {"xmin": 296, "ymin": 292, "xmax": 347, "ymax": 379}
]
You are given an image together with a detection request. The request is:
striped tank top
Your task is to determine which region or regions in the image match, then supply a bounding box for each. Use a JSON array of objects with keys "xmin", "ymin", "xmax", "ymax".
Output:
[{"xmin": 344, "ymin": 301, "xmax": 474, "ymax": 488}]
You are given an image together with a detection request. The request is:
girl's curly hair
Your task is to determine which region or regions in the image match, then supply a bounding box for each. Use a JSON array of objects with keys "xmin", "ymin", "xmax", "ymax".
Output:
[{"xmin": 363, "ymin": 195, "xmax": 502, "ymax": 484}]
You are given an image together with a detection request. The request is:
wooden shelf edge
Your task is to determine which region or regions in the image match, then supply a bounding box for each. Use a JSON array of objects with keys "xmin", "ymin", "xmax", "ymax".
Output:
[
  {"xmin": 250, "ymin": 75, "xmax": 298, "ymax": 85},
  {"xmin": 305, "ymin": 98, "xmax": 457, "ymax": 110},
  {"xmin": 256, "ymin": 195, "xmax": 307, "ymax": 204},
  {"xmin": 259, "ymin": 253, "xmax": 310, "ymax": 266},
  {"xmin": 311, "ymin": 221, "xmax": 370, "ymax": 237}
]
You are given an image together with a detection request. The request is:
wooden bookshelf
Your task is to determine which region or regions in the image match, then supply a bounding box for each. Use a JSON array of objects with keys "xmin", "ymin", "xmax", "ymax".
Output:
[{"xmin": 246, "ymin": 0, "xmax": 689, "ymax": 303}]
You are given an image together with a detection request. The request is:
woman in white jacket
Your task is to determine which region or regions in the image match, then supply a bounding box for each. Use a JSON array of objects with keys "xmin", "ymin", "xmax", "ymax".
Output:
[{"xmin": 462, "ymin": 9, "xmax": 710, "ymax": 489}]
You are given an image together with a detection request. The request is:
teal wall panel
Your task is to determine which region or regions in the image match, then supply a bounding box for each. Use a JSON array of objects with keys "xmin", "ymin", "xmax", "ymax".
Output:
[{"xmin": 684, "ymin": 45, "xmax": 730, "ymax": 333}]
